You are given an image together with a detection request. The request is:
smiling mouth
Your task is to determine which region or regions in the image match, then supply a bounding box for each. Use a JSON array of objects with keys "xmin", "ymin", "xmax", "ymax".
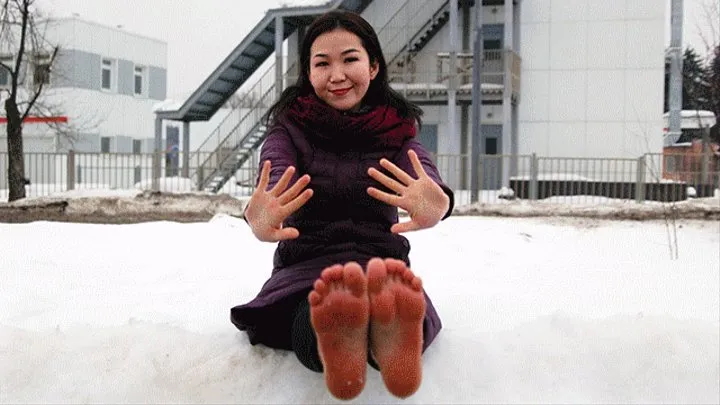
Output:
[{"xmin": 330, "ymin": 88, "xmax": 352, "ymax": 96}]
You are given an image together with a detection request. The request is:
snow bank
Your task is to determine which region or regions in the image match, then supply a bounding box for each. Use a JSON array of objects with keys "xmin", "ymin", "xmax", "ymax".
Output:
[{"xmin": 454, "ymin": 195, "xmax": 720, "ymax": 220}]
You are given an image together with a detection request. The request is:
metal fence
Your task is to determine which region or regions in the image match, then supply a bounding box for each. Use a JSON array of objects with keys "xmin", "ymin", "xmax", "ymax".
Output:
[{"xmin": 1, "ymin": 150, "xmax": 718, "ymax": 205}]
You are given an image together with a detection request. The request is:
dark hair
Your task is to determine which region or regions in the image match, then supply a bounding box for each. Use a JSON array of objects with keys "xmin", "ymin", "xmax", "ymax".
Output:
[{"xmin": 265, "ymin": 10, "xmax": 423, "ymax": 127}]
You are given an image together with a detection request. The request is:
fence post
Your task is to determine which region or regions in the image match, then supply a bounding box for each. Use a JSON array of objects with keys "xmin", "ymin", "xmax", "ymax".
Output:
[
  {"xmin": 635, "ymin": 154, "xmax": 646, "ymax": 203},
  {"xmin": 529, "ymin": 153, "xmax": 538, "ymax": 200},
  {"xmin": 66, "ymin": 150, "xmax": 75, "ymax": 191}
]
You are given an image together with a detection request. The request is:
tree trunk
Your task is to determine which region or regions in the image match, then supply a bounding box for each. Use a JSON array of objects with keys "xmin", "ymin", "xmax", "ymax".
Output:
[{"xmin": 5, "ymin": 98, "xmax": 26, "ymax": 202}]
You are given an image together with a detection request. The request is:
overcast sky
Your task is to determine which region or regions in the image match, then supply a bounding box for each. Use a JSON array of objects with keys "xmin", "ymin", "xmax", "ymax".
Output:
[{"xmin": 36, "ymin": 0, "xmax": 716, "ymax": 102}]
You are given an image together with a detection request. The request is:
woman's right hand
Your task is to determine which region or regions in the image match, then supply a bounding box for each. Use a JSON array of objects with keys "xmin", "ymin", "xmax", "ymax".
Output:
[{"xmin": 244, "ymin": 160, "xmax": 313, "ymax": 242}]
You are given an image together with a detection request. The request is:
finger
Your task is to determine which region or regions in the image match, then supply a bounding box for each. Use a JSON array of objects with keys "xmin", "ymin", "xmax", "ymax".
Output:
[
  {"xmin": 367, "ymin": 187, "xmax": 403, "ymax": 207},
  {"xmin": 269, "ymin": 166, "xmax": 296, "ymax": 196},
  {"xmin": 257, "ymin": 160, "xmax": 271, "ymax": 191},
  {"xmin": 281, "ymin": 188, "xmax": 314, "ymax": 217},
  {"xmin": 272, "ymin": 227, "xmax": 300, "ymax": 241},
  {"xmin": 379, "ymin": 158, "xmax": 415, "ymax": 185},
  {"xmin": 408, "ymin": 149, "xmax": 428, "ymax": 179},
  {"xmin": 391, "ymin": 220, "xmax": 422, "ymax": 234},
  {"xmin": 278, "ymin": 174, "xmax": 311, "ymax": 205},
  {"xmin": 367, "ymin": 167, "xmax": 405, "ymax": 194}
]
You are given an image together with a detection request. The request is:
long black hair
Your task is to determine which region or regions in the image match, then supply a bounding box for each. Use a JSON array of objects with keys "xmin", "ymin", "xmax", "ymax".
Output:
[{"xmin": 265, "ymin": 10, "xmax": 423, "ymax": 127}]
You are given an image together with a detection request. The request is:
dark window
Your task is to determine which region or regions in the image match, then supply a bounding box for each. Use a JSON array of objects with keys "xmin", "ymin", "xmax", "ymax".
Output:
[
  {"xmin": 101, "ymin": 59, "xmax": 113, "ymax": 90},
  {"xmin": 33, "ymin": 62, "xmax": 51, "ymax": 85},
  {"xmin": 101, "ymin": 137, "xmax": 111, "ymax": 153},
  {"xmin": 0, "ymin": 56, "xmax": 12, "ymax": 86},
  {"xmin": 134, "ymin": 75, "xmax": 142, "ymax": 95},
  {"xmin": 484, "ymin": 39, "xmax": 502, "ymax": 50},
  {"xmin": 676, "ymin": 128, "xmax": 708, "ymax": 144},
  {"xmin": 485, "ymin": 137, "xmax": 498, "ymax": 155},
  {"xmin": 133, "ymin": 139, "xmax": 142, "ymax": 154},
  {"xmin": 418, "ymin": 124, "xmax": 438, "ymax": 154}
]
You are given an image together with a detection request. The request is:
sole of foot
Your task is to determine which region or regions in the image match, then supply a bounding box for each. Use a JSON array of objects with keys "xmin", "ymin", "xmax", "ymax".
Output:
[
  {"xmin": 367, "ymin": 257, "xmax": 426, "ymax": 398},
  {"xmin": 309, "ymin": 262, "xmax": 370, "ymax": 400}
]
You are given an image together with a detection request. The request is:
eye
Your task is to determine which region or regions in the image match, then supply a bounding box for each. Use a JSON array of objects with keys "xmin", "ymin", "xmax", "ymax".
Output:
[
  {"xmin": 345, "ymin": 57, "xmax": 359, "ymax": 63},
  {"xmin": 314, "ymin": 61, "xmax": 328, "ymax": 67}
]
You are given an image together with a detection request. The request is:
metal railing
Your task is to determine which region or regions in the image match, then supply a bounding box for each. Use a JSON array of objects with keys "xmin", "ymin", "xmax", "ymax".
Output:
[{"xmin": 3, "ymin": 151, "xmax": 718, "ymax": 205}]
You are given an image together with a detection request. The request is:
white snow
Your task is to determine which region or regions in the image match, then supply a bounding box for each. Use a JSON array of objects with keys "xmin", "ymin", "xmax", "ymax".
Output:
[
  {"xmin": 1, "ymin": 213, "xmax": 718, "ymax": 403},
  {"xmin": 134, "ymin": 176, "xmax": 197, "ymax": 193},
  {"xmin": 152, "ymin": 98, "xmax": 186, "ymax": 113}
]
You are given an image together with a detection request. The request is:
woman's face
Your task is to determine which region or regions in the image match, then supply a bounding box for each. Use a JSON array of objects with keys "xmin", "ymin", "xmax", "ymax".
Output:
[{"xmin": 308, "ymin": 28, "xmax": 379, "ymax": 111}]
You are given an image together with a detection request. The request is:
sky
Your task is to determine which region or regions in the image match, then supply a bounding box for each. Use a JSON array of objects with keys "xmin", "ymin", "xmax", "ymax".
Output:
[
  {"xmin": 1, "ymin": 211, "xmax": 718, "ymax": 403},
  {"xmin": 34, "ymin": 0, "xmax": 717, "ymax": 102}
]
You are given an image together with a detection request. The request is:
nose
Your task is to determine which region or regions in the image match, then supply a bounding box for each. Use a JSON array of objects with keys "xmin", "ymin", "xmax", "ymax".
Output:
[{"xmin": 329, "ymin": 65, "xmax": 345, "ymax": 83}]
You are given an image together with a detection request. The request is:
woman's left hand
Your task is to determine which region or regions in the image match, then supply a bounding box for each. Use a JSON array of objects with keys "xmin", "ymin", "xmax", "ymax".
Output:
[{"xmin": 367, "ymin": 149, "xmax": 450, "ymax": 233}]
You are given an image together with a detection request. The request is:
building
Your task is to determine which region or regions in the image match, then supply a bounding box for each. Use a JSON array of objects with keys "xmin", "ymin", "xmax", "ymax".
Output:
[
  {"xmin": 1, "ymin": 16, "xmax": 168, "ymax": 154},
  {"xmin": 154, "ymin": 0, "xmax": 667, "ymax": 193}
]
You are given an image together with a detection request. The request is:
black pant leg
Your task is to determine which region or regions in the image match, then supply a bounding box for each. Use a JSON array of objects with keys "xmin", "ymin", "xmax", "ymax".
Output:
[
  {"xmin": 291, "ymin": 299, "xmax": 324, "ymax": 373},
  {"xmin": 291, "ymin": 299, "xmax": 383, "ymax": 372}
]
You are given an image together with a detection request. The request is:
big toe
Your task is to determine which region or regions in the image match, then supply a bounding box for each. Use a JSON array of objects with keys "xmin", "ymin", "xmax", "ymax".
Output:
[
  {"xmin": 367, "ymin": 257, "xmax": 387, "ymax": 293},
  {"xmin": 343, "ymin": 262, "xmax": 367, "ymax": 297}
]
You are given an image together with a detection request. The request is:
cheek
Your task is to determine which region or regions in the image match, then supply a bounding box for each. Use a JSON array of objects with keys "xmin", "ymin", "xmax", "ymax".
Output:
[{"xmin": 309, "ymin": 71, "xmax": 324, "ymax": 91}]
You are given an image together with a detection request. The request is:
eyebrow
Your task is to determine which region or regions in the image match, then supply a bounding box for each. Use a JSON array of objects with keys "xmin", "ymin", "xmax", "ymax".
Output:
[{"xmin": 312, "ymin": 48, "xmax": 361, "ymax": 59}]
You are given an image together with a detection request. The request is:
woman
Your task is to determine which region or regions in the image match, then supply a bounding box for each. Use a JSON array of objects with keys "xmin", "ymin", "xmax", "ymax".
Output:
[{"xmin": 231, "ymin": 10, "xmax": 454, "ymax": 400}]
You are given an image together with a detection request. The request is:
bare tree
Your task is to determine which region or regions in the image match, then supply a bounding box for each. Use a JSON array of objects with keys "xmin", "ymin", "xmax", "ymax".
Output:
[
  {"xmin": 1, "ymin": 0, "xmax": 61, "ymax": 202},
  {"xmin": 694, "ymin": 0, "xmax": 719, "ymax": 58}
]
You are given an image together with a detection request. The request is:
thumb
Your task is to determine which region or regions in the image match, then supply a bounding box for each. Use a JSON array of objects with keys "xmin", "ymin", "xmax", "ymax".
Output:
[
  {"xmin": 391, "ymin": 221, "xmax": 421, "ymax": 234},
  {"xmin": 272, "ymin": 227, "xmax": 301, "ymax": 241}
]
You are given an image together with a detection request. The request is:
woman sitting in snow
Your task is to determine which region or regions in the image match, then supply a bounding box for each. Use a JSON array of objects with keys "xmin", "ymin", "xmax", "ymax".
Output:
[{"xmin": 230, "ymin": 10, "xmax": 454, "ymax": 400}]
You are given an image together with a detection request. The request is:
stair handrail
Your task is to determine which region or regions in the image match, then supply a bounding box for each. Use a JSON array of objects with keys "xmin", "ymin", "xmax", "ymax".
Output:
[
  {"xmin": 195, "ymin": 81, "xmax": 278, "ymax": 188},
  {"xmin": 190, "ymin": 61, "xmax": 277, "ymax": 157},
  {"xmin": 188, "ymin": 60, "xmax": 281, "ymax": 181},
  {"xmin": 381, "ymin": 0, "xmax": 449, "ymax": 65}
]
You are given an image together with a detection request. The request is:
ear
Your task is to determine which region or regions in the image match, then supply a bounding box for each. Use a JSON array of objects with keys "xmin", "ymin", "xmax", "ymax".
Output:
[{"xmin": 369, "ymin": 60, "xmax": 379, "ymax": 80}]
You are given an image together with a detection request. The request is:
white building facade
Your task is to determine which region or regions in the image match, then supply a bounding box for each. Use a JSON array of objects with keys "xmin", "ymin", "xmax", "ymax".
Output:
[{"xmin": 0, "ymin": 17, "xmax": 168, "ymax": 154}]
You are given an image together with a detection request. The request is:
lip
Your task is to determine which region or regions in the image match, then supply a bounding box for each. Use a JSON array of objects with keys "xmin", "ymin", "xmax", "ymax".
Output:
[{"xmin": 330, "ymin": 87, "xmax": 352, "ymax": 96}]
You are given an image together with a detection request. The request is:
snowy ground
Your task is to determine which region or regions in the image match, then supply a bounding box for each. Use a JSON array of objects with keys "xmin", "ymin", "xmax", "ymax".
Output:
[{"xmin": 1, "ymin": 215, "xmax": 718, "ymax": 404}]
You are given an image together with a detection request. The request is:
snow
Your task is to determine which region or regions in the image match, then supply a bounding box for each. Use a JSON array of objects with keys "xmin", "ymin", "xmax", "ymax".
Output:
[
  {"xmin": 0, "ymin": 183, "xmax": 141, "ymax": 201},
  {"xmin": 152, "ymin": 98, "xmax": 186, "ymax": 113},
  {"xmin": 1, "ymin": 213, "xmax": 718, "ymax": 403},
  {"xmin": 134, "ymin": 176, "xmax": 197, "ymax": 193}
]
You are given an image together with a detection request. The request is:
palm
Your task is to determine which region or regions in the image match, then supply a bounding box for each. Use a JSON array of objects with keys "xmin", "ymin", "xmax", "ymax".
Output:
[
  {"xmin": 245, "ymin": 161, "xmax": 313, "ymax": 242},
  {"xmin": 366, "ymin": 150, "xmax": 449, "ymax": 233}
]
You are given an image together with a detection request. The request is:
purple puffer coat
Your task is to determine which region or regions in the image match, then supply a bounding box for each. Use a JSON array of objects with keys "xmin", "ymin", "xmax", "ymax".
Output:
[{"xmin": 230, "ymin": 108, "xmax": 454, "ymax": 352}]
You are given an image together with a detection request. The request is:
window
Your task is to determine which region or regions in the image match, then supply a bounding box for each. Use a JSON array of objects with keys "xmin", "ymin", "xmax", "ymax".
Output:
[
  {"xmin": 101, "ymin": 59, "xmax": 114, "ymax": 90},
  {"xmin": 101, "ymin": 136, "xmax": 111, "ymax": 153},
  {"xmin": 0, "ymin": 55, "xmax": 14, "ymax": 87},
  {"xmin": 134, "ymin": 65, "xmax": 145, "ymax": 96},
  {"xmin": 33, "ymin": 58, "xmax": 51, "ymax": 86},
  {"xmin": 133, "ymin": 139, "xmax": 142, "ymax": 154}
]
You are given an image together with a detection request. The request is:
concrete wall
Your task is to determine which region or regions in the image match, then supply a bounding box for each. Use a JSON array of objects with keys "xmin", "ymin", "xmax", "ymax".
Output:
[{"xmin": 518, "ymin": 0, "xmax": 667, "ymax": 158}]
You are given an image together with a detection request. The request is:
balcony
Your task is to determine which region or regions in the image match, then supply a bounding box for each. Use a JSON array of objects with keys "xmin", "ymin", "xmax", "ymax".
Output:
[{"xmin": 387, "ymin": 49, "xmax": 521, "ymax": 105}]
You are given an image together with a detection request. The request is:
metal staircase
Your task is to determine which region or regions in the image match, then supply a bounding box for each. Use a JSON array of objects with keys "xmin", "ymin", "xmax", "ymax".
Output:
[
  {"xmin": 194, "ymin": 0, "xmax": 462, "ymax": 193},
  {"xmin": 191, "ymin": 62, "xmax": 279, "ymax": 193}
]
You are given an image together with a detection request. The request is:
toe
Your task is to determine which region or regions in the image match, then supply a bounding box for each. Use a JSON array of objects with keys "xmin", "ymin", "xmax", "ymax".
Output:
[
  {"xmin": 343, "ymin": 262, "xmax": 367, "ymax": 297},
  {"xmin": 402, "ymin": 268, "xmax": 415, "ymax": 283},
  {"xmin": 367, "ymin": 258, "xmax": 387, "ymax": 293},
  {"xmin": 313, "ymin": 278, "xmax": 328, "ymax": 296},
  {"xmin": 308, "ymin": 290, "xmax": 322, "ymax": 306},
  {"xmin": 384, "ymin": 258, "xmax": 406, "ymax": 276},
  {"xmin": 321, "ymin": 264, "xmax": 344, "ymax": 283},
  {"xmin": 410, "ymin": 277, "xmax": 422, "ymax": 291}
]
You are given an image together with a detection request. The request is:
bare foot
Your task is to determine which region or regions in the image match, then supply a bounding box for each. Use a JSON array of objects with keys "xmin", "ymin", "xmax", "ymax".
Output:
[
  {"xmin": 309, "ymin": 262, "xmax": 369, "ymax": 400},
  {"xmin": 367, "ymin": 257, "xmax": 426, "ymax": 398}
]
